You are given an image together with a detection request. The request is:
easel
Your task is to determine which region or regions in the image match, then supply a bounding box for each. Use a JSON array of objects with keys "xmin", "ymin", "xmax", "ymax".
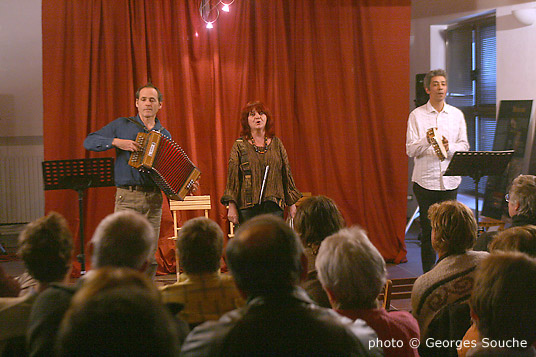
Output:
[
  {"xmin": 42, "ymin": 158, "xmax": 114, "ymax": 274},
  {"xmin": 444, "ymin": 151, "xmax": 514, "ymax": 222}
]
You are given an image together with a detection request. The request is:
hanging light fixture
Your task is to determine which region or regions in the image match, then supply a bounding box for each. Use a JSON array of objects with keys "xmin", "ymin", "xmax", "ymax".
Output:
[
  {"xmin": 199, "ymin": 0, "xmax": 236, "ymax": 28},
  {"xmin": 221, "ymin": 0, "xmax": 235, "ymax": 13},
  {"xmin": 200, "ymin": 0, "xmax": 218, "ymax": 29}
]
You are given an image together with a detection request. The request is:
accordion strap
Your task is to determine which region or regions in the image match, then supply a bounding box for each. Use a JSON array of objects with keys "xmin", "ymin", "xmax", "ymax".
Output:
[
  {"xmin": 236, "ymin": 138, "xmax": 253, "ymax": 206},
  {"xmin": 127, "ymin": 117, "xmax": 147, "ymax": 130},
  {"xmin": 127, "ymin": 117, "xmax": 164, "ymax": 134}
]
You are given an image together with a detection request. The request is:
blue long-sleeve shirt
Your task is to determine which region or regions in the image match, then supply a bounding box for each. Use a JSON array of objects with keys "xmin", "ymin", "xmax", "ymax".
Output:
[{"xmin": 83, "ymin": 115, "xmax": 171, "ymax": 187}]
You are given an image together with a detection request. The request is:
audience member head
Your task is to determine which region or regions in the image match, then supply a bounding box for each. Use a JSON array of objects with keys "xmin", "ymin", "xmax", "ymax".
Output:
[
  {"xmin": 226, "ymin": 214, "xmax": 304, "ymax": 296},
  {"xmin": 0, "ymin": 265, "xmax": 20, "ymax": 297},
  {"xmin": 17, "ymin": 211, "xmax": 73, "ymax": 285},
  {"xmin": 428, "ymin": 200, "xmax": 477, "ymax": 256},
  {"xmin": 177, "ymin": 217, "xmax": 223, "ymax": 274},
  {"xmin": 489, "ymin": 225, "xmax": 536, "ymax": 258},
  {"xmin": 56, "ymin": 268, "xmax": 179, "ymax": 357},
  {"xmin": 294, "ymin": 195, "xmax": 345, "ymax": 253},
  {"xmin": 239, "ymin": 101, "xmax": 274, "ymax": 138},
  {"xmin": 470, "ymin": 252, "xmax": 536, "ymax": 345},
  {"xmin": 316, "ymin": 226, "xmax": 386, "ymax": 310},
  {"xmin": 424, "ymin": 68, "xmax": 448, "ymax": 90},
  {"xmin": 507, "ymin": 174, "xmax": 536, "ymax": 218},
  {"xmin": 90, "ymin": 210, "xmax": 154, "ymax": 271}
]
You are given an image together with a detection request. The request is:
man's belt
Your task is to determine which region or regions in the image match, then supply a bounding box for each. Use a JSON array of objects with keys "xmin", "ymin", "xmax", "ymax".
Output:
[{"xmin": 118, "ymin": 185, "xmax": 161, "ymax": 193}]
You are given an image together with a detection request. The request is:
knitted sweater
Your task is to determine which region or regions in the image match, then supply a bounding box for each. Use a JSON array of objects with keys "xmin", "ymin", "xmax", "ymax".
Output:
[{"xmin": 411, "ymin": 250, "xmax": 489, "ymax": 336}]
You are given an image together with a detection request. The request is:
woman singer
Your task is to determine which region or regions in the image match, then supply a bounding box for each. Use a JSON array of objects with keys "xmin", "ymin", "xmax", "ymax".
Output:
[{"xmin": 221, "ymin": 101, "xmax": 302, "ymax": 225}]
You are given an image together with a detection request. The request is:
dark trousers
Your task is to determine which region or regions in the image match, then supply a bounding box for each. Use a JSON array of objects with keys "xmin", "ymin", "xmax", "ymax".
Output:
[
  {"xmin": 413, "ymin": 182, "xmax": 458, "ymax": 273},
  {"xmin": 239, "ymin": 201, "xmax": 284, "ymax": 224}
]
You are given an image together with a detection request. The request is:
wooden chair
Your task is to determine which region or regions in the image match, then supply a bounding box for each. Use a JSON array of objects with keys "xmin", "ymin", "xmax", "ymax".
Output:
[
  {"xmin": 295, "ymin": 192, "xmax": 312, "ymax": 207},
  {"xmin": 378, "ymin": 277, "xmax": 417, "ymax": 311},
  {"xmin": 478, "ymin": 215, "xmax": 505, "ymax": 232},
  {"xmin": 169, "ymin": 195, "xmax": 211, "ymax": 280},
  {"xmin": 228, "ymin": 217, "xmax": 235, "ymax": 239},
  {"xmin": 169, "ymin": 195, "xmax": 211, "ymax": 239}
]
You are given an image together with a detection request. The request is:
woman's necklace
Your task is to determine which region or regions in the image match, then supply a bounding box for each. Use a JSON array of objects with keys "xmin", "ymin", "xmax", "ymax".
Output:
[{"xmin": 251, "ymin": 135, "xmax": 268, "ymax": 154}]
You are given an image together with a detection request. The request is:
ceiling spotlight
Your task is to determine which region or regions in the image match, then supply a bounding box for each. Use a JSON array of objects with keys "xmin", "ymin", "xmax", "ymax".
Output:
[
  {"xmin": 206, "ymin": 22, "xmax": 214, "ymax": 29},
  {"xmin": 222, "ymin": 4, "xmax": 230, "ymax": 12}
]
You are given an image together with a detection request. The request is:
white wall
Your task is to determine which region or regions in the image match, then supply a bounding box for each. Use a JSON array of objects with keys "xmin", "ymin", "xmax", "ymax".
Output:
[
  {"xmin": 407, "ymin": 0, "xmax": 536, "ymax": 217},
  {"xmin": 0, "ymin": 0, "xmax": 43, "ymax": 138},
  {"xmin": 496, "ymin": 4, "xmax": 536, "ymax": 102},
  {"xmin": 0, "ymin": 0, "xmax": 43, "ymax": 223}
]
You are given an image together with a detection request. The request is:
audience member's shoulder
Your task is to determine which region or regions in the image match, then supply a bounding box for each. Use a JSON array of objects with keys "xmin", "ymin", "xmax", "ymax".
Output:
[
  {"xmin": 466, "ymin": 250, "xmax": 490, "ymax": 260},
  {"xmin": 0, "ymin": 292, "xmax": 36, "ymax": 311},
  {"xmin": 386, "ymin": 309, "xmax": 420, "ymax": 333},
  {"xmin": 32, "ymin": 283, "xmax": 77, "ymax": 310},
  {"xmin": 348, "ymin": 317, "xmax": 383, "ymax": 356},
  {"xmin": 388, "ymin": 309, "xmax": 418, "ymax": 321},
  {"xmin": 180, "ymin": 308, "xmax": 246, "ymax": 356},
  {"xmin": 313, "ymin": 307, "xmax": 382, "ymax": 356},
  {"xmin": 39, "ymin": 283, "xmax": 76, "ymax": 298},
  {"xmin": 160, "ymin": 282, "xmax": 187, "ymax": 305},
  {"xmin": 219, "ymin": 273, "xmax": 236, "ymax": 284},
  {"xmin": 412, "ymin": 272, "xmax": 428, "ymax": 291},
  {"xmin": 473, "ymin": 231, "xmax": 498, "ymax": 252}
]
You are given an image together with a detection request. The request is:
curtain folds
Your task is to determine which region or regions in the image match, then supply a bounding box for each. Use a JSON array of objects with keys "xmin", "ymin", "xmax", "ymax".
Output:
[{"xmin": 42, "ymin": 0, "xmax": 411, "ymax": 276}]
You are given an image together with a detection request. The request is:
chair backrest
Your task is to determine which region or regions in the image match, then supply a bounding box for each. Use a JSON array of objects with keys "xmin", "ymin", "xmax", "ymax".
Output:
[
  {"xmin": 169, "ymin": 195, "xmax": 211, "ymax": 239},
  {"xmin": 478, "ymin": 216, "xmax": 505, "ymax": 232},
  {"xmin": 169, "ymin": 195, "xmax": 212, "ymax": 281},
  {"xmin": 227, "ymin": 193, "xmax": 313, "ymax": 238},
  {"xmin": 378, "ymin": 277, "xmax": 417, "ymax": 311},
  {"xmin": 295, "ymin": 192, "xmax": 312, "ymax": 207}
]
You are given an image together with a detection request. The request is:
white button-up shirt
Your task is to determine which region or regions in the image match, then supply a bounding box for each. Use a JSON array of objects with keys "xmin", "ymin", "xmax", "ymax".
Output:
[{"xmin": 406, "ymin": 101, "xmax": 470, "ymax": 191}]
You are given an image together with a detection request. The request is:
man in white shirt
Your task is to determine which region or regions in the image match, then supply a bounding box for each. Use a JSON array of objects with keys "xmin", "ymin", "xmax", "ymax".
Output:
[{"xmin": 406, "ymin": 69, "xmax": 470, "ymax": 273}]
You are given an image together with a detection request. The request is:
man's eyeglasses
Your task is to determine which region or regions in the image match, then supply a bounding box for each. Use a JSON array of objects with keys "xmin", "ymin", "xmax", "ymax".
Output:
[{"xmin": 505, "ymin": 193, "xmax": 510, "ymax": 203}]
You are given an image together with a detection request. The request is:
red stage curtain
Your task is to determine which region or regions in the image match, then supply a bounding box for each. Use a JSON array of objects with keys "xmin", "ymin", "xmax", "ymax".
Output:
[{"xmin": 42, "ymin": 0, "xmax": 411, "ymax": 276}]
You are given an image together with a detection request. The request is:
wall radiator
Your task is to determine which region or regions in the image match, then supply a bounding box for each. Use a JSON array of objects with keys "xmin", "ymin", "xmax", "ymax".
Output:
[{"xmin": 0, "ymin": 145, "xmax": 44, "ymax": 224}]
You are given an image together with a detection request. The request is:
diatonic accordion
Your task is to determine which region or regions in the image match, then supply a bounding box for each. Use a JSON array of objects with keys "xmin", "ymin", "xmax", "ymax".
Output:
[{"xmin": 128, "ymin": 131, "xmax": 201, "ymax": 200}]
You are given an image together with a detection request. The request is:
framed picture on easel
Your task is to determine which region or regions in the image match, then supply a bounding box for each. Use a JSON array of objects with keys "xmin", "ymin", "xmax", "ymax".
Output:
[{"xmin": 481, "ymin": 100, "xmax": 533, "ymax": 220}]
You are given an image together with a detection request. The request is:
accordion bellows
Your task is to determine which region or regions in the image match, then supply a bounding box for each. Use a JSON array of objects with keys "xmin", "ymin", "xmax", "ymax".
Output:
[{"xmin": 128, "ymin": 131, "xmax": 201, "ymax": 200}]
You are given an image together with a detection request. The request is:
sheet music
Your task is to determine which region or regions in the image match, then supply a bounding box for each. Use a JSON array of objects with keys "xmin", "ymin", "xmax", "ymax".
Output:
[{"xmin": 259, "ymin": 165, "xmax": 269, "ymax": 203}]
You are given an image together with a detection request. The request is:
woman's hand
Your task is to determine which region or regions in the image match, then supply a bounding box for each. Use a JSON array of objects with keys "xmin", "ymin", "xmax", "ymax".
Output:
[
  {"xmin": 227, "ymin": 202, "xmax": 239, "ymax": 225},
  {"xmin": 289, "ymin": 204, "xmax": 297, "ymax": 219}
]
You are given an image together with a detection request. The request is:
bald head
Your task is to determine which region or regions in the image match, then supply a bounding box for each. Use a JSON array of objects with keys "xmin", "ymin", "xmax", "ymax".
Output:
[
  {"xmin": 90, "ymin": 210, "xmax": 154, "ymax": 270},
  {"xmin": 226, "ymin": 215, "xmax": 304, "ymax": 296}
]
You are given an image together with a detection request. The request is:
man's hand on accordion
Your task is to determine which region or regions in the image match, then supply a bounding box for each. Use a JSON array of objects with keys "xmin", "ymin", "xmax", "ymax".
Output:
[{"xmin": 112, "ymin": 138, "xmax": 142, "ymax": 152}]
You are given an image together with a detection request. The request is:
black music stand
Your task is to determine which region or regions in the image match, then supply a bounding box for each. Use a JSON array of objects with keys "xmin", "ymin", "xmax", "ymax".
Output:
[
  {"xmin": 444, "ymin": 151, "xmax": 514, "ymax": 222},
  {"xmin": 42, "ymin": 158, "xmax": 114, "ymax": 274}
]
